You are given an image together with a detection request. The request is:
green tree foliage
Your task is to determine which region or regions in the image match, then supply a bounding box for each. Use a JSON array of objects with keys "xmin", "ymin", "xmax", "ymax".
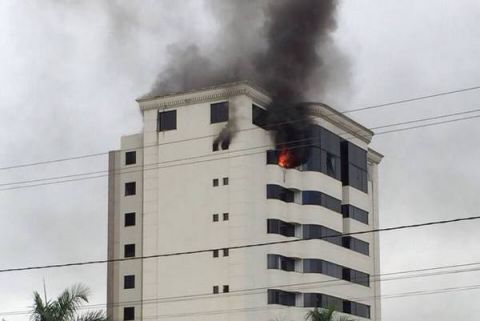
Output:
[
  {"xmin": 305, "ymin": 307, "xmax": 355, "ymax": 321},
  {"xmin": 31, "ymin": 284, "xmax": 106, "ymax": 321}
]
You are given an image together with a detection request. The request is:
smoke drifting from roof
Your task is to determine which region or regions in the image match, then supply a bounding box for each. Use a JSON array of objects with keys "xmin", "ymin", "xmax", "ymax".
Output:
[{"xmin": 149, "ymin": 0, "xmax": 340, "ymax": 164}]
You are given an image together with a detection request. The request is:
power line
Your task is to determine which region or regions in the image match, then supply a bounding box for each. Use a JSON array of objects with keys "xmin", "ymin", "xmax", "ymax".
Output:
[
  {"xmin": 2, "ymin": 84, "xmax": 480, "ymax": 172},
  {"xmin": 343, "ymin": 85, "xmax": 480, "ymax": 114},
  {"xmin": 1, "ymin": 215, "xmax": 479, "ymax": 274},
  {"xmin": 3, "ymin": 259, "xmax": 480, "ymax": 317},
  {"xmin": 3, "ymin": 108, "xmax": 480, "ymax": 192}
]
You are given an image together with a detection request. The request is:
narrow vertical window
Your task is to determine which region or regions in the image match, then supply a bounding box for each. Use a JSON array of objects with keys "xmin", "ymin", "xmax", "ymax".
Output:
[
  {"xmin": 223, "ymin": 285, "xmax": 229, "ymax": 293},
  {"xmin": 124, "ymin": 244, "xmax": 136, "ymax": 258},
  {"xmin": 124, "ymin": 307, "xmax": 134, "ymax": 321},
  {"xmin": 223, "ymin": 213, "xmax": 229, "ymax": 221},
  {"xmin": 213, "ymin": 179, "xmax": 219, "ymax": 187},
  {"xmin": 213, "ymin": 214, "xmax": 219, "ymax": 222},
  {"xmin": 223, "ymin": 177, "xmax": 229, "ymax": 185},
  {"xmin": 213, "ymin": 250, "xmax": 219, "ymax": 258},
  {"xmin": 223, "ymin": 248, "xmax": 229, "ymax": 257},
  {"xmin": 213, "ymin": 286, "xmax": 219, "ymax": 294}
]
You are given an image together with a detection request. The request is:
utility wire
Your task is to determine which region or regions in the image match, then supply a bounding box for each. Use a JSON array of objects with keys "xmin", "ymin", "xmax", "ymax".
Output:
[
  {"xmin": 1, "ymin": 215, "xmax": 479, "ymax": 274},
  {"xmin": 3, "ymin": 108, "xmax": 480, "ymax": 191},
  {"xmin": 343, "ymin": 85, "xmax": 480, "ymax": 114},
  {"xmin": 3, "ymin": 258, "xmax": 480, "ymax": 317},
  {"xmin": 1, "ymin": 84, "xmax": 480, "ymax": 171}
]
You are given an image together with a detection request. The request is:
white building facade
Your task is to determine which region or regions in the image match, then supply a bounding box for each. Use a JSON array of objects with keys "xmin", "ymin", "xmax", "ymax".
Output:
[{"xmin": 107, "ymin": 82, "xmax": 383, "ymax": 321}]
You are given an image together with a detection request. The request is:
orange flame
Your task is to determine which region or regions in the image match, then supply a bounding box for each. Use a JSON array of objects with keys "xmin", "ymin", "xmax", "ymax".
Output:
[{"xmin": 278, "ymin": 149, "xmax": 296, "ymax": 168}]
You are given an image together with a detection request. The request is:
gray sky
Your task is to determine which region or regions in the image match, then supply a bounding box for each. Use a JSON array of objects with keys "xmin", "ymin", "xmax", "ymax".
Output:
[{"xmin": 1, "ymin": 1, "xmax": 480, "ymax": 320}]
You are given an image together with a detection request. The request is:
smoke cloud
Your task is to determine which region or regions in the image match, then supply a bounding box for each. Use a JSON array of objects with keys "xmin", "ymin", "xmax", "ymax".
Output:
[{"xmin": 149, "ymin": 0, "xmax": 341, "ymax": 164}]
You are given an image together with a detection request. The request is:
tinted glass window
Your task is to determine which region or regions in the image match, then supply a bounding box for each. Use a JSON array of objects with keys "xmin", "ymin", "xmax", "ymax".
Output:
[
  {"xmin": 342, "ymin": 237, "xmax": 369, "ymax": 255},
  {"xmin": 267, "ymin": 219, "xmax": 295, "ymax": 237},
  {"xmin": 267, "ymin": 254, "xmax": 279, "ymax": 269},
  {"xmin": 125, "ymin": 151, "xmax": 136, "ymax": 165},
  {"xmin": 124, "ymin": 275, "xmax": 135, "ymax": 289},
  {"xmin": 266, "ymin": 185, "xmax": 294, "ymax": 203},
  {"xmin": 211, "ymin": 102, "xmax": 229, "ymax": 123},
  {"xmin": 125, "ymin": 213, "xmax": 136, "ymax": 227},
  {"xmin": 125, "ymin": 182, "xmax": 136, "ymax": 196},
  {"xmin": 268, "ymin": 289, "xmax": 296, "ymax": 306},
  {"xmin": 302, "ymin": 191, "xmax": 341, "ymax": 213},
  {"xmin": 341, "ymin": 141, "xmax": 368, "ymax": 192},
  {"xmin": 124, "ymin": 307, "xmax": 134, "ymax": 321},
  {"xmin": 342, "ymin": 205, "xmax": 369, "ymax": 224},
  {"xmin": 158, "ymin": 110, "xmax": 177, "ymax": 131},
  {"xmin": 124, "ymin": 244, "xmax": 135, "ymax": 258},
  {"xmin": 252, "ymin": 105, "xmax": 269, "ymax": 129},
  {"xmin": 280, "ymin": 256, "xmax": 295, "ymax": 272}
]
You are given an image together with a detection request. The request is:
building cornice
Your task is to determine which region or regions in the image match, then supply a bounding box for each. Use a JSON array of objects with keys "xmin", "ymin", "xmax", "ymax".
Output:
[
  {"xmin": 136, "ymin": 81, "xmax": 271, "ymax": 112},
  {"xmin": 368, "ymin": 148, "xmax": 384, "ymax": 164}
]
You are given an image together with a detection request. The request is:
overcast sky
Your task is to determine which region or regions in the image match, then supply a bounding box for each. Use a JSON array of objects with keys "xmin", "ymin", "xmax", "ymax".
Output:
[{"xmin": 1, "ymin": 1, "xmax": 480, "ymax": 320}]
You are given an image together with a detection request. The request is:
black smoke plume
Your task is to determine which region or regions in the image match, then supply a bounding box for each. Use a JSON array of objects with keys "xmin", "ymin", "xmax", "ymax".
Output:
[{"xmin": 149, "ymin": 0, "xmax": 340, "ymax": 165}]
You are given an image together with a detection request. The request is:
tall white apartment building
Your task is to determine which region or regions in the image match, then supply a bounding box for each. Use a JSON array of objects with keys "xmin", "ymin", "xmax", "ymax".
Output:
[{"xmin": 107, "ymin": 82, "xmax": 383, "ymax": 321}]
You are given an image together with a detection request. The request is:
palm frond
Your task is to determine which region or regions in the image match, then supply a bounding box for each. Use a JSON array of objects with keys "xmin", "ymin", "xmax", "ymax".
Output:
[{"xmin": 75, "ymin": 310, "xmax": 107, "ymax": 321}]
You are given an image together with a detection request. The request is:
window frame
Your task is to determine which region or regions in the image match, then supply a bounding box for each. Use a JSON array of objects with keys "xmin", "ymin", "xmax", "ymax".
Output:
[{"xmin": 157, "ymin": 110, "xmax": 177, "ymax": 131}]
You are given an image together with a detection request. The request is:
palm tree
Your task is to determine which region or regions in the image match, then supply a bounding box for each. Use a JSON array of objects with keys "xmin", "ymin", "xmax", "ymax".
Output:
[
  {"xmin": 305, "ymin": 307, "xmax": 355, "ymax": 321},
  {"xmin": 31, "ymin": 284, "xmax": 106, "ymax": 321}
]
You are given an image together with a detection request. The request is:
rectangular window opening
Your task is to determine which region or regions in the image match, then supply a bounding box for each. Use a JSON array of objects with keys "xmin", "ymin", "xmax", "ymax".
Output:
[
  {"xmin": 125, "ymin": 182, "xmax": 136, "ymax": 196},
  {"xmin": 158, "ymin": 110, "xmax": 177, "ymax": 131},
  {"xmin": 123, "ymin": 307, "xmax": 135, "ymax": 321},
  {"xmin": 124, "ymin": 213, "xmax": 136, "ymax": 227},
  {"xmin": 124, "ymin": 244, "xmax": 136, "ymax": 258},
  {"xmin": 124, "ymin": 275, "xmax": 135, "ymax": 289},
  {"xmin": 211, "ymin": 102, "xmax": 229, "ymax": 123},
  {"xmin": 125, "ymin": 151, "xmax": 136, "ymax": 165}
]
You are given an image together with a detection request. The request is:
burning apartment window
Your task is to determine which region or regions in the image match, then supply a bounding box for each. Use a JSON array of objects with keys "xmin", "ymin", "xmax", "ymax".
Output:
[
  {"xmin": 124, "ymin": 182, "xmax": 136, "ymax": 196},
  {"xmin": 124, "ymin": 212, "xmax": 136, "ymax": 227},
  {"xmin": 158, "ymin": 110, "xmax": 177, "ymax": 131},
  {"xmin": 124, "ymin": 244, "xmax": 135, "ymax": 258},
  {"xmin": 125, "ymin": 151, "xmax": 136, "ymax": 165},
  {"xmin": 252, "ymin": 104, "xmax": 269, "ymax": 129},
  {"xmin": 124, "ymin": 275, "xmax": 135, "ymax": 289},
  {"xmin": 210, "ymin": 102, "xmax": 229, "ymax": 123},
  {"xmin": 123, "ymin": 307, "xmax": 135, "ymax": 321},
  {"xmin": 212, "ymin": 214, "xmax": 219, "ymax": 222}
]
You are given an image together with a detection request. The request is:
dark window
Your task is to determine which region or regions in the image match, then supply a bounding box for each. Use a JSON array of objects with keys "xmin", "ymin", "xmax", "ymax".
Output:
[
  {"xmin": 266, "ymin": 150, "xmax": 279, "ymax": 165},
  {"xmin": 342, "ymin": 237, "xmax": 369, "ymax": 255},
  {"xmin": 343, "ymin": 268, "xmax": 370, "ymax": 287},
  {"xmin": 212, "ymin": 143, "xmax": 219, "ymax": 152},
  {"xmin": 303, "ymin": 225, "xmax": 342, "ymax": 246},
  {"xmin": 252, "ymin": 105, "xmax": 269, "ymax": 129},
  {"xmin": 211, "ymin": 102, "xmax": 229, "ymax": 123},
  {"xmin": 267, "ymin": 219, "xmax": 295, "ymax": 237},
  {"xmin": 223, "ymin": 285, "xmax": 229, "ymax": 293},
  {"xmin": 266, "ymin": 184, "xmax": 294, "ymax": 203},
  {"xmin": 213, "ymin": 214, "xmax": 219, "ymax": 222},
  {"xmin": 124, "ymin": 307, "xmax": 135, "ymax": 321},
  {"xmin": 213, "ymin": 286, "xmax": 219, "ymax": 294},
  {"xmin": 344, "ymin": 301, "xmax": 371, "ymax": 318},
  {"xmin": 223, "ymin": 213, "xmax": 229, "ymax": 221},
  {"xmin": 213, "ymin": 250, "xmax": 219, "ymax": 258},
  {"xmin": 267, "ymin": 254, "xmax": 279, "ymax": 269},
  {"xmin": 125, "ymin": 213, "xmax": 136, "ymax": 227},
  {"xmin": 223, "ymin": 248, "xmax": 229, "ymax": 257},
  {"xmin": 223, "ymin": 177, "xmax": 229, "ymax": 185},
  {"xmin": 158, "ymin": 110, "xmax": 177, "ymax": 131},
  {"xmin": 302, "ymin": 191, "xmax": 341, "ymax": 213},
  {"xmin": 303, "ymin": 293, "xmax": 343, "ymax": 312},
  {"xmin": 342, "ymin": 205, "xmax": 369, "ymax": 224},
  {"xmin": 213, "ymin": 178, "xmax": 219, "ymax": 187},
  {"xmin": 268, "ymin": 289, "xmax": 296, "ymax": 306},
  {"xmin": 125, "ymin": 182, "xmax": 136, "ymax": 196},
  {"xmin": 267, "ymin": 255, "xmax": 295, "ymax": 271},
  {"xmin": 124, "ymin": 275, "xmax": 135, "ymax": 289},
  {"xmin": 213, "ymin": 140, "xmax": 229, "ymax": 152},
  {"xmin": 125, "ymin": 151, "xmax": 136, "ymax": 165},
  {"xmin": 303, "ymin": 147, "xmax": 321, "ymax": 172},
  {"xmin": 124, "ymin": 244, "xmax": 135, "ymax": 258},
  {"xmin": 341, "ymin": 141, "xmax": 368, "ymax": 193},
  {"xmin": 326, "ymin": 152, "xmax": 337, "ymax": 177}
]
